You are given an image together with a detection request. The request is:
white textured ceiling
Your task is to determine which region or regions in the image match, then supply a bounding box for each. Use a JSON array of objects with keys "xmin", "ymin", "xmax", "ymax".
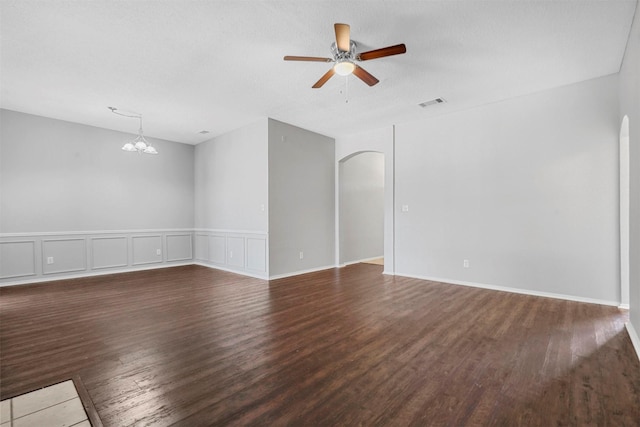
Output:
[{"xmin": 0, "ymin": 1, "xmax": 636, "ymax": 144}]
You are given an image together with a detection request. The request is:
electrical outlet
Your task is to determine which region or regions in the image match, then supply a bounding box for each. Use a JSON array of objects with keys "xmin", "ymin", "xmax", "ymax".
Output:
[
  {"xmin": 156, "ymin": 249, "xmax": 161, "ymax": 256},
  {"xmin": 229, "ymin": 250, "xmax": 233, "ymax": 258},
  {"xmin": 299, "ymin": 251, "xmax": 304, "ymax": 260},
  {"xmin": 401, "ymin": 205, "xmax": 409, "ymax": 212},
  {"xmin": 463, "ymin": 259, "xmax": 469, "ymax": 268},
  {"xmin": 47, "ymin": 257, "xmax": 54, "ymax": 265}
]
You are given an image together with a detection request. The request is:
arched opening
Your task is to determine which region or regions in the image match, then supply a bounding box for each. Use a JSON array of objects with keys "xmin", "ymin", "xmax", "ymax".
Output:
[
  {"xmin": 620, "ymin": 115, "xmax": 630, "ymax": 308},
  {"xmin": 338, "ymin": 151, "xmax": 385, "ymax": 266}
]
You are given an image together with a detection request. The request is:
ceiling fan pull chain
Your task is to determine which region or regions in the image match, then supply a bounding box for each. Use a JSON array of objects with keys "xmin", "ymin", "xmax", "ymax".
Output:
[{"xmin": 345, "ymin": 76, "xmax": 349, "ymax": 103}]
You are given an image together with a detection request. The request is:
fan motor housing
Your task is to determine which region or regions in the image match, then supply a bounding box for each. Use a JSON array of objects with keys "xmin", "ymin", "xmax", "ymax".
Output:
[{"xmin": 331, "ymin": 41, "xmax": 357, "ymax": 62}]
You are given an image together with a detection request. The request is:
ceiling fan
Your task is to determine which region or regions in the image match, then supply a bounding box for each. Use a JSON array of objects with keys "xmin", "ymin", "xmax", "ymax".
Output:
[{"xmin": 284, "ymin": 23, "xmax": 406, "ymax": 88}]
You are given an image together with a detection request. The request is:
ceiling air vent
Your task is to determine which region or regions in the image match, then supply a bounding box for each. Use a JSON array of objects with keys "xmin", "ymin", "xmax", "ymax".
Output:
[{"xmin": 419, "ymin": 98, "xmax": 446, "ymax": 108}]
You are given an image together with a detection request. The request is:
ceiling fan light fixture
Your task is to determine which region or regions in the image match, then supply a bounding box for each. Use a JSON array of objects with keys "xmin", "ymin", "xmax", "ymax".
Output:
[
  {"xmin": 283, "ymin": 23, "xmax": 405, "ymax": 88},
  {"xmin": 334, "ymin": 60, "xmax": 355, "ymax": 76}
]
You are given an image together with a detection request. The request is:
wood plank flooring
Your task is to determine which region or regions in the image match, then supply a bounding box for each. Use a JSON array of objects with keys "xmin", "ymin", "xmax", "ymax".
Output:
[{"xmin": 1, "ymin": 264, "xmax": 639, "ymax": 426}]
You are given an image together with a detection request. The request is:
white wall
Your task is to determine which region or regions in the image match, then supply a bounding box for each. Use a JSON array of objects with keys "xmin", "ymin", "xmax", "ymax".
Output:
[
  {"xmin": 193, "ymin": 119, "xmax": 269, "ymax": 278},
  {"xmin": 394, "ymin": 75, "xmax": 620, "ymax": 304},
  {"xmin": 336, "ymin": 126, "xmax": 395, "ymax": 272},
  {"xmin": 0, "ymin": 109, "xmax": 195, "ymax": 284},
  {"xmin": 268, "ymin": 119, "xmax": 335, "ymax": 277},
  {"xmin": 619, "ymin": 3, "xmax": 640, "ymax": 352},
  {"xmin": 339, "ymin": 152, "xmax": 384, "ymax": 264},
  {"xmin": 194, "ymin": 118, "xmax": 268, "ymax": 232}
]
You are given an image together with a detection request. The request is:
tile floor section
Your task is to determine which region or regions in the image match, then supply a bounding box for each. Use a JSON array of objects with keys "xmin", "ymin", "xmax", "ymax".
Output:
[{"xmin": 0, "ymin": 380, "xmax": 91, "ymax": 427}]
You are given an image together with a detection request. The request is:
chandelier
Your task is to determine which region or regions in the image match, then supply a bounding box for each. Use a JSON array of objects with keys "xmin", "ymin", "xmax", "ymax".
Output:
[{"xmin": 108, "ymin": 107, "xmax": 158, "ymax": 154}]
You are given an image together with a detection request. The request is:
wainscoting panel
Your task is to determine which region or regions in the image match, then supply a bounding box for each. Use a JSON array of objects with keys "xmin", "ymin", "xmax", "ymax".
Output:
[
  {"xmin": 42, "ymin": 238, "xmax": 86, "ymax": 275},
  {"xmin": 0, "ymin": 240, "xmax": 36, "ymax": 279},
  {"xmin": 194, "ymin": 230, "xmax": 268, "ymax": 279},
  {"xmin": 194, "ymin": 234, "xmax": 209, "ymax": 261},
  {"xmin": 91, "ymin": 236, "xmax": 128, "ymax": 270},
  {"xmin": 226, "ymin": 237, "xmax": 245, "ymax": 268},
  {"xmin": 132, "ymin": 235, "xmax": 163, "ymax": 266},
  {"xmin": 167, "ymin": 234, "xmax": 193, "ymax": 262},
  {"xmin": 0, "ymin": 229, "xmax": 270, "ymax": 285},
  {"xmin": 209, "ymin": 236, "xmax": 226, "ymax": 264},
  {"xmin": 0, "ymin": 230, "xmax": 195, "ymax": 286},
  {"xmin": 247, "ymin": 238, "xmax": 267, "ymax": 273}
]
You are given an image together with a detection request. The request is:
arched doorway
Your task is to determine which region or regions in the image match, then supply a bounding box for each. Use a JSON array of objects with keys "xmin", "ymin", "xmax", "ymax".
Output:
[
  {"xmin": 338, "ymin": 151, "xmax": 385, "ymax": 266},
  {"xmin": 620, "ymin": 115, "xmax": 630, "ymax": 308}
]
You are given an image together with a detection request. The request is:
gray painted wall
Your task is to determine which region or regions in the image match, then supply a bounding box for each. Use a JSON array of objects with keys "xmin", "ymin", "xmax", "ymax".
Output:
[
  {"xmin": 268, "ymin": 119, "xmax": 335, "ymax": 277},
  {"xmin": 395, "ymin": 74, "xmax": 620, "ymax": 304},
  {"xmin": 619, "ymin": 6, "xmax": 640, "ymax": 336},
  {"xmin": 339, "ymin": 152, "xmax": 384, "ymax": 264},
  {"xmin": 0, "ymin": 109, "xmax": 194, "ymax": 232},
  {"xmin": 194, "ymin": 118, "xmax": 268, "ymax": 232}
]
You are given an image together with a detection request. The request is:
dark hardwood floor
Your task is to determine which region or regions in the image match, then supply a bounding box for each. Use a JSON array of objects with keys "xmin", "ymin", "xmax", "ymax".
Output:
[{"xmin": 1, "ymin": 264, "xmax": 639, "ymax": 426}]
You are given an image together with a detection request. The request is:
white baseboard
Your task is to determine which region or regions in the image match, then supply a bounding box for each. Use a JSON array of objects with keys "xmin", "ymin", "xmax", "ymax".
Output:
[
  {"xmin": 626, "ymin": 322, "xmax": 640, "ymax": 362},
  {"xmin": 393, "ymin": 272, "xmax": 620, "ymax": 307},
  {"xmin": 269, "ymin": 264, "xmax": 336, "ymax": 280},
  {"xmin": 619, "ymin": 303, "xmax": 630, "ymax": 310},
  {"xmin": 0, "ymin": 261, "xmax": 194, "ymax": 287}
]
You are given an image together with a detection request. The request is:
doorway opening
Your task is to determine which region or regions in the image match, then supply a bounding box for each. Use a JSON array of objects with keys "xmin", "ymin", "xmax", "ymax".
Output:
[{"xmin": 338, "ymin": 151, "xmax": 385, "ymax": 267}]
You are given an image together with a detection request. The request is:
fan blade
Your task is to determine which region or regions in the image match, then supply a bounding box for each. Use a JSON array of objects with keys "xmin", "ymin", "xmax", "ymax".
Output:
[
  {"xmin": 353, "ymin": 66, "xmax": 379, "ymax": 86},
  {"xmin": 312, "ymin": 68, "xmax": 336, "ymax": 88},
  {"xmin": 334, "ymin": 23, "xmax": 351, "ymax": 52},
  {"xmin": 284, "ymin": 56, "xmax": 332, "ymax": 62},
  {"xmin": 358, "ymin": 44, "xmax": 406, "ymax": 61}
]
